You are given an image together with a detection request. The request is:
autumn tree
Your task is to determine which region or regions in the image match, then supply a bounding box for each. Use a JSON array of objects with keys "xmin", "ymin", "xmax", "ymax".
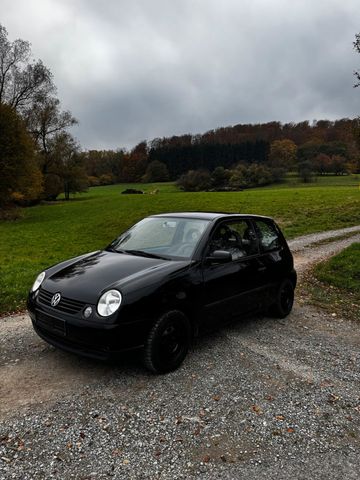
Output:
[
  {"xmin": 120, "ymin": 141, "xmax": 149, "ymax": 182},
  {"xmin": 268, "ymin": 139, "xmax": 297, "ymax": 181},
  {"xmin": 24, "ymin": 95, "xmax": 78, "ymax": 197},
  {"xmin": 0, "ymin": 23, "xmax": 83, "ymax": 202},
  {"xmin": 44, "ymin": 132, "xmax": 88, "ymax": 200},
  {"xmin": 0, "ymin": 103, "xmax": 42, "ymax": 206}
]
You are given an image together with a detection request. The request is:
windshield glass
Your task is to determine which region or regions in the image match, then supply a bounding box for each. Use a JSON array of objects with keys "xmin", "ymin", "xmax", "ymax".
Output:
[{"xmin": 109, "ymin": 217, "xmax": 210, "ymax": 259}]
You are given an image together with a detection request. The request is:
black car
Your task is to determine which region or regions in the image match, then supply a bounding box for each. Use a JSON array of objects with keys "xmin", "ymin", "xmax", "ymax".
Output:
[{"xmin": 28, "ymin": 212, "xmax": 296, "ymax": 373}]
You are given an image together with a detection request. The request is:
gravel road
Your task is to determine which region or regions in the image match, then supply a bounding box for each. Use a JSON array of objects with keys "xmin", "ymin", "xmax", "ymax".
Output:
[{"xmin": 1, "ymin": 227, "xmax": 360, "ymax": 480}]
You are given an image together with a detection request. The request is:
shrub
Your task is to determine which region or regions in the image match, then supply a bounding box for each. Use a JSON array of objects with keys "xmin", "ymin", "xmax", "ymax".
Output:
[{"xmin": 176, "ymin": 169, "xmax": 211, "ymax": 191}]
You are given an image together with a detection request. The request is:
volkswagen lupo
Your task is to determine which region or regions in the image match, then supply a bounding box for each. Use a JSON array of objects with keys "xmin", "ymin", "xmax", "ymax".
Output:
[{"xmin": 28, "ymin": 213, "xmax": 296, "ymax": 373}]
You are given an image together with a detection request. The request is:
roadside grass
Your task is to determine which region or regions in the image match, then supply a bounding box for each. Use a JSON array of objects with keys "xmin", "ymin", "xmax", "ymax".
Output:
[
  {"xmin": 303, "ymin": 243, "xmax": 360, "ymax": 322},
  {"xmin": 262, "ymin": 173, "xmax": 360, "ymax": 189},
  {"xmin": 0, "ymin": 180, "xmax": 359, "ymax": 314}
]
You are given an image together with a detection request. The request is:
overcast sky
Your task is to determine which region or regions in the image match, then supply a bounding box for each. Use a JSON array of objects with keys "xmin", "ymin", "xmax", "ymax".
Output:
[{"xmin": 2, "ymin": 0, "xmax": 360, "ymax": 150}]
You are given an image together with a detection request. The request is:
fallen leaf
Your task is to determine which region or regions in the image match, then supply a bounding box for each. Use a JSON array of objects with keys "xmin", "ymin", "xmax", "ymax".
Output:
[
  {"xmin": 199, "ymin": 408, "xmax": 206, "ymax": 418},
  {"xmin": 252, "ymin": 405, "xmax": 263, "ymax": 415}
]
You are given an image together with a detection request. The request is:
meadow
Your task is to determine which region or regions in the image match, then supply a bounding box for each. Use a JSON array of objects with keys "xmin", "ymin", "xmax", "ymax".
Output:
[{"xmin": 0, "ymin": 177, "xmax": 359, "ymax": 314}]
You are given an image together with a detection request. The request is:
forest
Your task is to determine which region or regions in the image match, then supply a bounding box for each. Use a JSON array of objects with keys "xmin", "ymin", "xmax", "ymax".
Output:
[{"xmin": 82, "ymin": 118, "xmax": 360, "ymax": 191}]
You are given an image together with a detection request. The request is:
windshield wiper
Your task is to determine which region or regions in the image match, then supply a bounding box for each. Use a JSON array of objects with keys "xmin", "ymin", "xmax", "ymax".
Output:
[
  {"xmin": 106, "ymin": 246, "xmax": 126, "ymax": 254},
  {"xmin": 125, "ymin": 249, "xmax": 168, "ymax": 260}
]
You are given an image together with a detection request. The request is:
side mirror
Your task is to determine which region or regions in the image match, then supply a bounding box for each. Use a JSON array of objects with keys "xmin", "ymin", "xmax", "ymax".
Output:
[{"xmin": 206, "ymin": 250, "xmax": 232, "ymax": 264}]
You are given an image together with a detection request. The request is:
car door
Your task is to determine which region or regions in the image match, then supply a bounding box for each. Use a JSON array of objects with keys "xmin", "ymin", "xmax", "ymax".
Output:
[{"xmin": 200, "ymin": 219, "xmax": 263, "ymax": 323}]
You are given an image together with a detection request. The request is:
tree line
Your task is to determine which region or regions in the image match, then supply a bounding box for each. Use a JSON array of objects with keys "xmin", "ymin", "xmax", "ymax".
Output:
[{"xmin": 79, "ymin": 118, "xmax": 360, "ymax": 190}]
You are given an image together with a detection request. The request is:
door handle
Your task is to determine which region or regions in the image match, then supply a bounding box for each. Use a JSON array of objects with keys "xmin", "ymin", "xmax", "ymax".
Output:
[{"xmin": 257, "ymin": 266, "xmax": 266, "ymax": 272}]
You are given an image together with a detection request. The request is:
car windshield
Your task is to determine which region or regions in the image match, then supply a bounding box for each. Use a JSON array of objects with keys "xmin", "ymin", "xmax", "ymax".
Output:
[{"xmin": 109, "ymin": 217, "xmax": 210, "ymax": 259}]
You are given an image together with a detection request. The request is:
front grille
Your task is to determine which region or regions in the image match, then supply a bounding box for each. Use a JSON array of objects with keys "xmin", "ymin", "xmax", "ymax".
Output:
[{"xmin": 38, "ymin": 288, "xmax": 86, "ymax": 314}]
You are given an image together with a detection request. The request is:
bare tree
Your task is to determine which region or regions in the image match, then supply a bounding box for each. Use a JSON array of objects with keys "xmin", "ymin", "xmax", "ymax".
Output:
[
  {"xmin": 0, "ymin": 24, "xmax": 54, "ymax": 110},
  {"xmin": 25, "ymin": 96, "xmax": 77, "ymax": 155},
  {"xmin": 353, "ymin": 33, "xmax": 360, "ymax": 87}
]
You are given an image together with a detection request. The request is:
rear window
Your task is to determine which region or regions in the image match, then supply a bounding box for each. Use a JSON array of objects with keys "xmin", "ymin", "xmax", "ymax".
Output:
[{"xmin": 255, "ymin": 220, "xmax": 281, "ymax": 252}]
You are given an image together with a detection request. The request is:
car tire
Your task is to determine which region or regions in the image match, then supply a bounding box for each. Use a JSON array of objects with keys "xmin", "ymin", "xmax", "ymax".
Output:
[
  {"xmin": 269, "ymin": 279, "xmax": 294, "ymax": 319},
  {"xmin": 143, "ymin": 310, "xmax": 191, "ymax": 374}
]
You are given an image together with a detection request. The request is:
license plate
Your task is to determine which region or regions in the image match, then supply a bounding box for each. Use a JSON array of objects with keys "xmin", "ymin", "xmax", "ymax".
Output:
[{"xmin": 36, "ymin": 311, "xmax": 66, "ymax": 337}]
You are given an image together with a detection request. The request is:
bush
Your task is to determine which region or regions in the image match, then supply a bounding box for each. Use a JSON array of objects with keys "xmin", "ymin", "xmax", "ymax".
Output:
[
  {"xmin": 229, "ymin": 163, "xmax": 273, "ymax": 190},
  {"xmin": 176, "ymin": 169, "xmax": 211, "ymax": 191},
  {"xmin": 211, "ymin": 166, "xmax": 231, "ymax": 189}
]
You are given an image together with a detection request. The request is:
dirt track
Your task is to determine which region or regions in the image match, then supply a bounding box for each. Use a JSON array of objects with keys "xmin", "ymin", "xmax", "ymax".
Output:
[{"xmin": 0, "ymin": 227, "xmax": 359, "ymax": 479}]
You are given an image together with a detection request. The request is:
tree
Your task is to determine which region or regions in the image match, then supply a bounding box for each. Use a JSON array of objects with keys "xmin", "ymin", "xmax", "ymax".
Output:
[
  {"xmin": 211, "ymin": 166, "xmax": 231, "ymax": 189},
  {"xmin": 0, "ymin": 103, "xmax": 42, "ymax": 207},
  {"xmin": 25, "ymin": 96, "xmax": 77, "ymax": 156},
  {"xmin": 268, "ymin": 139, "xmax": 297, "ymax": 181},
  {"xmin": 354, "ymin": 33, "xmax": 360, "ymax": 87},
  {"xmin": 313, "ymin": 153, "xmax": 332, "ymax": 175},
  {"xmin": 0, "ymin": 24, "xmax": 54, "ymax": 111},
  {"xmin": 121, "ymin": 141, "xmax": 148, "ymax": 182},
  {"xmin": 330, "ymin": 155, "xmax": 348, "ymax": 175},
  {"xmin": 298, "ymin": 160, "xmax": 314, "ymax": 183},
  {"xmin": 45, "ymin": 132, "xmax": 88, "ymax": 200},
  {"xmin": 142, "ymin": 160, "xmax": 169, "ymax": 182}
]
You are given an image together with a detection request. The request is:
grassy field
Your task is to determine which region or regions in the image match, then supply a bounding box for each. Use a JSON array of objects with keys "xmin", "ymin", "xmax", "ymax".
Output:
[
  {"xmin": 306, "ymin": 243, "xmax": 360, "ymax": 322},
  {"xmin": 314, "ymin": 243, "xmax": 360, "ymax": 293},
  {"xmin": 0, "ymin": 178, "xmax": 359, "ymax": 314}
]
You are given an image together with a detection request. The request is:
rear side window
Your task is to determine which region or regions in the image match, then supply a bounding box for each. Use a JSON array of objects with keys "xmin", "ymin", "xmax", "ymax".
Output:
[{"xmin": 255, "ymin": 220, "xmax": 281, "ymax": 252}]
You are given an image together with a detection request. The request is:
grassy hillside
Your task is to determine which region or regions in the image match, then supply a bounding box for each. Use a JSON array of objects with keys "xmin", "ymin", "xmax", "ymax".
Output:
[{"xmin": 0, "ymin": 179, "xmax": 359, "ymax": 314}]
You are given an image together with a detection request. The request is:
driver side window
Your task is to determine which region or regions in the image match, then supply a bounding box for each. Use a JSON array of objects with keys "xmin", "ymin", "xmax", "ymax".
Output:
[{"xmin": 209, "ymin": 220, "xmax": 258, "ymax": 260}]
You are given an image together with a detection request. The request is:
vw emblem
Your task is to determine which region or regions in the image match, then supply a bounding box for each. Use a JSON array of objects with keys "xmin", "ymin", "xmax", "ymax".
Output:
[{"xmin": 51, "ymin": 293, "xmax": 61, "ymax": 307}]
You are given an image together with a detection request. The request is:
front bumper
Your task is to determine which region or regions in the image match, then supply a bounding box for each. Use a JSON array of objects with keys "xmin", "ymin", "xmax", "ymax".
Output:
[{"xmin": 27, "ymin": 295, "xmax": 146, "ymax": 360}]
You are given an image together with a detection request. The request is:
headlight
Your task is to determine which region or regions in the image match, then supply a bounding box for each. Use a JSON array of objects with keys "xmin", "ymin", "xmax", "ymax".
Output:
[
  {"xmin": 31, "ymin": 271, "xmax": 45, "ymax": 292},
  {"xmin": 97, "ymin": 290, "xmax": 122, "ymax": 317}
]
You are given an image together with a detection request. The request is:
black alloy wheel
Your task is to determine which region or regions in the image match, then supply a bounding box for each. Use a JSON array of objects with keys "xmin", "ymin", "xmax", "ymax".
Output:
[
  {"xmin": 270, "ymin": 279, "xmax": 295, "ymax": 319},
  {"xmin": 144, "ymin": 311, "xmax": 191, "ymax": 374}
]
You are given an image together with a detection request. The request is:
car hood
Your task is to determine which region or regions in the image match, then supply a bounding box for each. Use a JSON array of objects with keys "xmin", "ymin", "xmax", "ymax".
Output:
[{"xmin": 43, "ymin": 250, "xmax": 190, "ymax": 303}]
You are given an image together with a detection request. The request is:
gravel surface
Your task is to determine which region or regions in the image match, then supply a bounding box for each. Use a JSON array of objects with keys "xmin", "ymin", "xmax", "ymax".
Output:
[{"xmin": 1, "ymin": 227, "xmax": 360, "ymax": 479}]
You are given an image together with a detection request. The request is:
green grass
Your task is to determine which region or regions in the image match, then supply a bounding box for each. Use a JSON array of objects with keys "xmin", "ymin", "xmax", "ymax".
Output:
[
  {"xmin": 314, "ymin": 243, "xmax": 360, "ymax": 293},
  {"xmin": 305, "ymin": 243, "xmax": 360, "ymax": 322},
  {"xmin": 0, "ymin": 180, "xmax": 359, "ymax": 314}
]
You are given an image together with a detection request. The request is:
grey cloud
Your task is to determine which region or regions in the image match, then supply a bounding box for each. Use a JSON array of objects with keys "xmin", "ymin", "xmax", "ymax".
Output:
[{"xmin": 1, "ymin": 0, "xmax": 360, "ymax": 149}]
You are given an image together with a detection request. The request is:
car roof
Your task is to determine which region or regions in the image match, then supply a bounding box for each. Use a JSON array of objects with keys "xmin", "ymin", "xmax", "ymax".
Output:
[{"xmin": 151, "ymin": 212, "xmax": 274, "ymax": 221}]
